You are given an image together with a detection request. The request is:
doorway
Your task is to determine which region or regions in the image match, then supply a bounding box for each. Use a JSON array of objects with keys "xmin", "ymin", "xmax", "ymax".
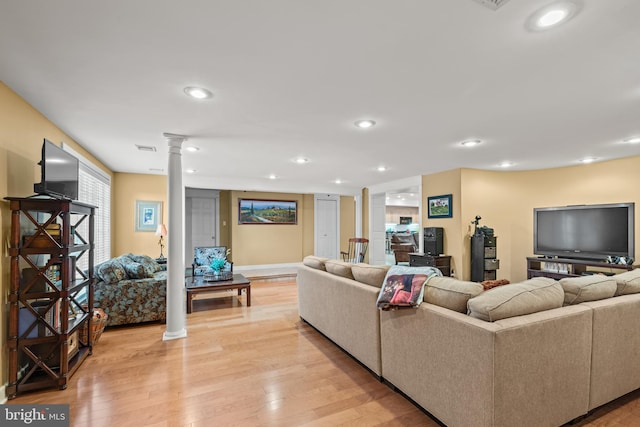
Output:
[
  {"xmin": 185, "ymin": 188, "xmax": 220, "ymax": 266},
  {"xmin": 368, "ymin": 177, "xmax": 422, "ymax": 266}
]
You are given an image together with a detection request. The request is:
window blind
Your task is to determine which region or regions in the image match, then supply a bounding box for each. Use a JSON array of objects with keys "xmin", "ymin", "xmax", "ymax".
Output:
[{"xmin": 62, "ymin": 144, "xmax": 111, "ymax": 272}]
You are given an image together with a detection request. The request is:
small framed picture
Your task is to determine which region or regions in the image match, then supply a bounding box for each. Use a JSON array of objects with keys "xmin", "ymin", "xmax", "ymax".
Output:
[
  {"xmin": 135, "ymin": 200, "xmax": 162, "ymax": 232},
  {"xmin": 427, "ymin": 194, "xmax": 452, "ymax": 219}
]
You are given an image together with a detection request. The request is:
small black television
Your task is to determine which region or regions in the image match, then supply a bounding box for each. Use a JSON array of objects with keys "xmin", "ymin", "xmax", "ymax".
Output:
[
  {"xmin": 33, "ymin": 139, "xmax": 79, "ymax": 200},
  {"xmin": 533, "ymin": 203, "xmax": 635, "ymax": 261}
]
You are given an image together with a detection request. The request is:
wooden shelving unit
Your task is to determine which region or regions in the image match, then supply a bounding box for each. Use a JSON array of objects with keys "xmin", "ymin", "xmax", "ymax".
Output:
[{"xmin": 6, "ymin": 197, "xmax": 95, "ymax": 398}]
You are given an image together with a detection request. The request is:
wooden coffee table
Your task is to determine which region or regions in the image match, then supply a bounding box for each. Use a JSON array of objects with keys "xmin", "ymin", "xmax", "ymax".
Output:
[{"xmin": 186, "ymin": 273, "xmax": 251, "ymax": 313}]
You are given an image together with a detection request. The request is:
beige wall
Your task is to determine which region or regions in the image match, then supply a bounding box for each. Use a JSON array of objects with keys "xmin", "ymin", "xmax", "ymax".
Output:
[
  {"xmin": 340, "ymin": 196, "xmax": 356, "ymax": 255},
  {"xmin": 422, "ymin": 169, "xmax": 463, "ymax": 278},
  {"xmin": 112, "ymin": 184, "xmax": 351, "ymax": 266},
  {"xmin": 424, "ymin": 157, "xmax": 640, "ymax": 282},
  {"xmin": 0, "ymin": 82, "xmax": 112, "ymax": 396},
  {"xmin": 230, "ymin": 191, "xmax": 307, "ymax": 265},
  {"xmin": 302, "ymin": 194, "xmax": 315, "ymax": 257},
  {"xmin": 112, "ymin": 173, "xmax": 168, "ymax": 257},
  {"xmin": 219, "ymin": 190, "xmax": 232, "ymax": 249}
]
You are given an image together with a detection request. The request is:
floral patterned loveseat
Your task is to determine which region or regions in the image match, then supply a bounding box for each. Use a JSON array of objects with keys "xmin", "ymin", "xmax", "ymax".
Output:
[{"xmin": 93, "ymin": 254, "xmax": 166, "ymax": 327}]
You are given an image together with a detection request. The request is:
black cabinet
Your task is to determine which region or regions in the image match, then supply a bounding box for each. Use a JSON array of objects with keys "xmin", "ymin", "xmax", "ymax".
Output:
[
  {"xmin": 471, "ymin": 235, "xmax": 499, "ymax": 282},
  {"xmin": 409, "ymin": 253, "xmax": 451, "ymax": 276},
  {"xmin": 423, "ymin": 227, "xmax": 444, "ymax": 256}
]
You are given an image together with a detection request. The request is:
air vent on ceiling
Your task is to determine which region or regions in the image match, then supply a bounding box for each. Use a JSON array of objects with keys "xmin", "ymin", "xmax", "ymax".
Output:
[
  {"xmin": 136, "ymin": 144, "xmax": 157, "ymax": 152},
  {"xmin": 472, "ymin": 0, "xmax": 510, "ymax": 10}
]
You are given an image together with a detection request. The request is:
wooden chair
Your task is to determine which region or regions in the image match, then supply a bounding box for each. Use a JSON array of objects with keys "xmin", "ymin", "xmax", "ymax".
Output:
[{"xmin": 341, "ymin": 238, "xmax": 369, "ymax": 263}]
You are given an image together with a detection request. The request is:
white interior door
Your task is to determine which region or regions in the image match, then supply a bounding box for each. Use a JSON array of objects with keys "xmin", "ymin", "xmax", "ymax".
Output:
[
  {"xmin": 190, "ymin": 197, "xmax": 217, "ymax": 261},
  {"xmin": 370, "ymin": 193, "xmax": 387, "ymax": 265},
  {"xmin": 315, "ymin": 195, "xmax": 339, "ymax": 259}
]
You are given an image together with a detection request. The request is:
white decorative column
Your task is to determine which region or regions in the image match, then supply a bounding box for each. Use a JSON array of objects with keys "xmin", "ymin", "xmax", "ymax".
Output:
[
  {"xmin": 355, "ymin": 194, "xmax": 362, "ymax": 237},
  {"xmin": 162, "ymin": 132, "xmax": 188, "ymax": 341}
]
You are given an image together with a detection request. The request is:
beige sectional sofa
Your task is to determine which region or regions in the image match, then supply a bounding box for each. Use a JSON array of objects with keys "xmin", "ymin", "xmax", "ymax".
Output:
[{"xmin": 297, "ymin": 257, "xmax": 640, "ymax": 427}]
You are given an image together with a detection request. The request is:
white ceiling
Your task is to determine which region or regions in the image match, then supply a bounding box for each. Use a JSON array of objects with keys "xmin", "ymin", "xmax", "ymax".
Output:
[{"xmin": 1, "ymin": 1, "xmax": 639, "ymax": 197}]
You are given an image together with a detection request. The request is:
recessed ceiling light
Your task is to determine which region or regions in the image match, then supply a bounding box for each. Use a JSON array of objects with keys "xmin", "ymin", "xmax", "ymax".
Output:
[
  {"xmin": 185, "ymin": 146, "xmax": 200, "ymax": 152},
  {"xmin": 461, "ymin": 139, "xmax": 482, "ymax": 147},
  {"xmin": 623, "ymin": 136, "xmax": 640, "ymax": 144},
  {"xmin": 355, "ymin": 120, "xmax": 376, "ymax": 129},
  {"xmin": 268, "ymin": 174, "xmax": 277, "ymax": 180},
  {"xmin": 294, "ymin": 157, "xmax": 308, "ymax": 164},
  {"xmin": 334, "ymin": 179, "xmax": 342, "ymax": 184},
  {"xmin": 377, "ymin": 166, "xmax": 387, "ymax": 172},
  {"xmin": 184, "ymin": 86, "xmax": 213, "ymax": 99},
  {"xmin": 186, "ymin": 169, "xmax": 197, "ymax": 174},
  {"xmin": 579, "ymin": 157, "xmax": 598, "ymax": 164},
  {"xmin": 499, "ymin": 161, "xmax": 514, "ymax": 168},
  {"xmin": 529, "ymin": 1, "xmax": 578, "ymax": 30}
]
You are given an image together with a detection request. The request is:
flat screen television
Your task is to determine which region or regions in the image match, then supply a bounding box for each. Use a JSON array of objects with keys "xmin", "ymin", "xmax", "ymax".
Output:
[
  {"xmin": 533, "ymin": 203, "xmax": 635, "ymax": 261},
  {"xmin": 33, "ymin": 139, "xmax": 79, "ymax": 200}
]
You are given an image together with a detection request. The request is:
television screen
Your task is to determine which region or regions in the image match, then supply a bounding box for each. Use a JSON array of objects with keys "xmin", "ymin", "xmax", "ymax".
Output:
[
  {"xmin": 34, "ymin": 139, "xmax": 79, "ymax": 200},
  {"xmin": 534, "ymin": 203, "xmax": 634, "ymax": 261}
]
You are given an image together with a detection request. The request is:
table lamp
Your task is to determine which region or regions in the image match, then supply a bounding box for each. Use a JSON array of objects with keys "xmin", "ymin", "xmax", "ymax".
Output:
[{"xmin": 155, "ymin": 224, "xmax": 167, "ymax": 260}]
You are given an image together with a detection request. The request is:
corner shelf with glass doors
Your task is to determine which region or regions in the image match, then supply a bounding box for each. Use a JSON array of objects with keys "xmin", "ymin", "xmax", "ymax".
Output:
[{"xmin": 5, "ymin": 196, "xmax": 96, "ymax": 399}]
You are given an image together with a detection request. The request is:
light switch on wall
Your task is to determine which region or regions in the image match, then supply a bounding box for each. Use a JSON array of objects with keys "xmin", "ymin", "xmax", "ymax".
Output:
[{"xmin": 223, "ymin": 220, "xmax": 227, "ymax": 226}]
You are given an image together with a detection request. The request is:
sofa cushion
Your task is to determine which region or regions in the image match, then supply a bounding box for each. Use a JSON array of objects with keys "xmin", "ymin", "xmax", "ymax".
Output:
[
  {"xmin": 611, "ymin": 269, "xmax": 640, "ymax": 296},
  {"xmin": 467, "ymin": 277, "xmax": 563, "ymax": 321},
  {"xmin": 351, "ymin": 263, "xmax": 390, "ymax": 288},
  {"xmin": 424, "ymin": 276, "xmax": 484, "ymax": 313},
  {"xmin": 127, "ymin": 254, "xmax": 162, "ymax": 275},
  {"xmin": 302, "ymin": 255, "xmax": 328, "ymax": 271},
  {"xmin": 115, "ymin": 254, "xmax": 153, "ymax": 279},
  {"xmin": 324, "ymin": 260, "xmax": 354, "ymax": 279},
  {"xmin": 560, "ymin": 275, "xmax": 617, "ymax": 305},
  {"xmin": 96, "ymin": 258, "xmax": 128, "ymax": 284}
]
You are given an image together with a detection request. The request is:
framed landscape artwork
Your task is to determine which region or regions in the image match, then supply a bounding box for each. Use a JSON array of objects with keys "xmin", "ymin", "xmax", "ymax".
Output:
[
  {"xmin": 427, "ymin": 194, "xmax": 452, "ymax": 218},
  {"xmin": 238, "ymin": 199, "xmax": 297, "ymax": 224},
  {"xmin": 135, "ymin": 200, "xmax": 162, "ymax": 232}
]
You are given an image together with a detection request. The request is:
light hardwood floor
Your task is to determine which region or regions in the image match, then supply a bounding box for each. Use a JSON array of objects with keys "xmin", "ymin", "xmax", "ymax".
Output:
[{"xmin": 10, "ymin": 278, "xmax": 640, "ymax": 426}]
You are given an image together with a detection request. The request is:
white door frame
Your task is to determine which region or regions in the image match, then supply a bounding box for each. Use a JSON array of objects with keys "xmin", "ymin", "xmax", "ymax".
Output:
[{"xmin": 368, "ymin": 176, "xmax": 422, "ymax": 264}]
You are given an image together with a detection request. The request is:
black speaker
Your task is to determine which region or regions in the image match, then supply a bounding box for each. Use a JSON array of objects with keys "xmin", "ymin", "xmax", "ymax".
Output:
[{"xmin": 424, "ymin": 227, "xmax": 444, "ymax": 255}]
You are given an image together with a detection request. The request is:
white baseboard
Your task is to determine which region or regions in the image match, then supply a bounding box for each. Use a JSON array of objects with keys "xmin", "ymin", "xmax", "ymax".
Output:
[
  {"xmin": 1, "ymin": 383, "xmax": 7, "ymax": 404},
  {"xmin": 234, "ymin": 262, "xmax": 301, "ymax": 272}
]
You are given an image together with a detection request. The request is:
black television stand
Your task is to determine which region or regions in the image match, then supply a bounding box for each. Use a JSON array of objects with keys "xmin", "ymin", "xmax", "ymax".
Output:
[{"xmin": 527, "ymin": 257, "xmax": 636, "ymax": 280}]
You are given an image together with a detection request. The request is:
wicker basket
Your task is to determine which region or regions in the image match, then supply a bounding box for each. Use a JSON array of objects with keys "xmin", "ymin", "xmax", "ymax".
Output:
[{"xmin": 81, "ymin": 308, "xmax": 108, "ymax": 345}]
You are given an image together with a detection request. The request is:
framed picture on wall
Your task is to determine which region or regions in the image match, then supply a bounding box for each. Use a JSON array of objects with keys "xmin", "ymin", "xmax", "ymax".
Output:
[
  {"xmin": 135, "ymin": 200, "xmax": 162, "ymax": 232},
  {"xmin": 427, "ymin": 194, "xmax": 452, "ymax": 218},
  {"xmin": 238, "ymin": 199, "xmax": 297, "ymax": 224}
]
